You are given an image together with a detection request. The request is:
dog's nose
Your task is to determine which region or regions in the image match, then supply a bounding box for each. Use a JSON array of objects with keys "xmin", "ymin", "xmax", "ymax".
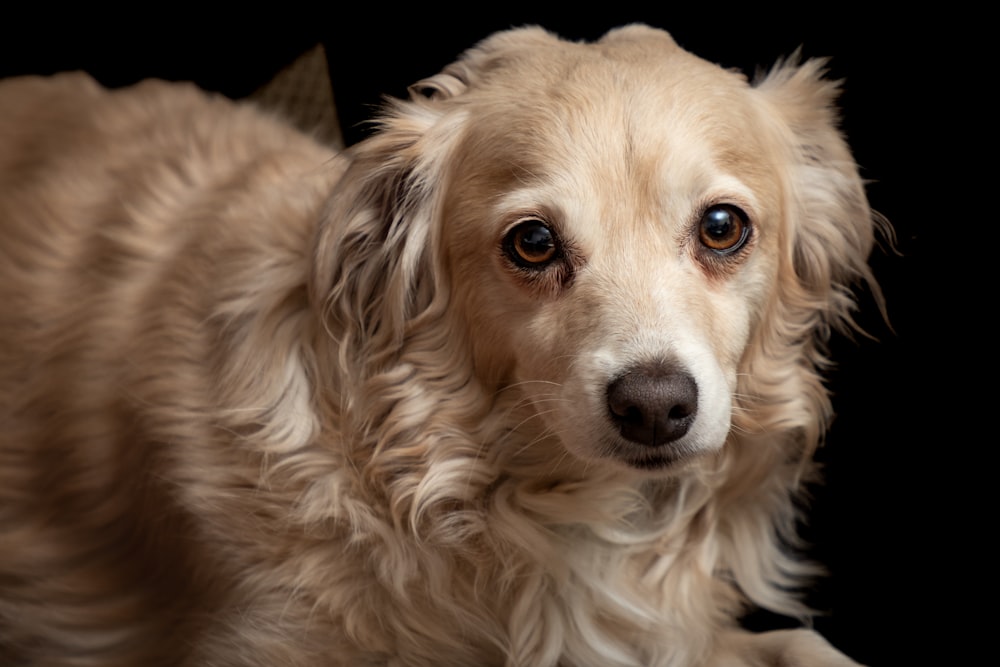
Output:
[{"xmin": 607, "ymin": 365, "xmax": 698, "ymax": 447}]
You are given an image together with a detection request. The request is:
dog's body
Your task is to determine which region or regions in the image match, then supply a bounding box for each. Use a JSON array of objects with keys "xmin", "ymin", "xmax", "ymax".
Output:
[{"xmin": 0, "ymin": 25, "xmax": 881, "ymax": 666}]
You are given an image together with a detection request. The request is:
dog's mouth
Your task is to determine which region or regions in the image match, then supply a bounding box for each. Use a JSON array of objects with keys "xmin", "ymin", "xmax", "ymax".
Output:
[
  {"xmin": 610, "ymin": 441, "xmax": 703, "ymax": 472},
  {"xmin": 623, "ymin": 454, "xmax": 678, "ymax": 471}
]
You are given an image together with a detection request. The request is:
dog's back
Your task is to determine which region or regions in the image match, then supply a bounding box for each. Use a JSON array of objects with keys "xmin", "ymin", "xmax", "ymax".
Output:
[{"xmin": 0, "ymin": 73, "xmax": 344, "ymax": 664}]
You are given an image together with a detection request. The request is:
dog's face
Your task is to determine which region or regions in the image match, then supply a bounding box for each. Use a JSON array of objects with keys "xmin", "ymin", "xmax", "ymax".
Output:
[
  {"xmin": 439, "ymin": 28, "xmax": 791, "ymax": 474},
  {"xmin": 319, "ymin": 25, "xmax": 875, "ymax": 478}
]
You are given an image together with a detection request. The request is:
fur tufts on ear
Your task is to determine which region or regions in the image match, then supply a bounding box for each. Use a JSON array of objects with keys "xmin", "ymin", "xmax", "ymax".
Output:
[
  {"xmin": 310, "ymin": 97, "xmax": 466, "ymax": 382},
  {"xmin": 754, "ymin": 56, "xmax": 888, "ymax": 339}
]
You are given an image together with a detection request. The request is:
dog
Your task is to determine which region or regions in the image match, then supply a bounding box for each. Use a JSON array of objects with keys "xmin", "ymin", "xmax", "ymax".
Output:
[{"xmin": 0, "ymin": 24, "xmax": 885, "ymax": 666}]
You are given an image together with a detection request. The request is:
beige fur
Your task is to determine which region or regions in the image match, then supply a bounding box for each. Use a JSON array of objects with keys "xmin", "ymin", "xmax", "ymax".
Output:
[{"xmin": 0, "ymin": 25, "xmax": 884, "ymax": 666}]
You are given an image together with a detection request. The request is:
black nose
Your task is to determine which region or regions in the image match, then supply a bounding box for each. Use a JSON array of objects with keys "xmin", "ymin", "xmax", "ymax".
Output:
[{"xmin": 607, "ymin": 364, "xmax": 699, "ymax": 447}]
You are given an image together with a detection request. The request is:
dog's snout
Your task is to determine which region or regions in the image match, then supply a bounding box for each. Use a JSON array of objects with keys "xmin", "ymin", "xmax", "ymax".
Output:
[{"xmin": 607, "ymin": 365, "xmax": 698, "ymax": 447}]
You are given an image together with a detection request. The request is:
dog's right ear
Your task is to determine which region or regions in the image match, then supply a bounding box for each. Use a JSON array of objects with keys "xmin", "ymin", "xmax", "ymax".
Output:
[
  {"xmin": 309, "ymin": 67, "xmax": 473, "ymax": 382},
  {"xmin": 310, "ymin": 27, "xmax": 564, "ymax": 381}
]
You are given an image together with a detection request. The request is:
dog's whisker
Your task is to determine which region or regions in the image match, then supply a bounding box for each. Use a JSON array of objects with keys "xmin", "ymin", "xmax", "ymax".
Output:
[{"xmin": 492, "ymin": 379, "xmax": 565, "ymax": 401}]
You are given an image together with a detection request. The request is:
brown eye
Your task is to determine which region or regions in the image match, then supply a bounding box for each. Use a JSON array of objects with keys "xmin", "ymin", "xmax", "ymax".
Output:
[
  {"xmin": 698, "ymin": 204, "xmax": 750, "ymax": 254},
  {"xmin": 504, "ymin": 219, "xmax": 559, "ymax": 269}
]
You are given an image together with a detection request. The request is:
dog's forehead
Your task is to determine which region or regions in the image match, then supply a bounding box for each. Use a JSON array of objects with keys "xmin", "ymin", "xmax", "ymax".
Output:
[
  {"xmin": 466, "ymin": 24, "xmax": 749, "ymax": 104},
  {"xmin": 468, "ymin": 24, "xmax": 713, "ymax": 80},
  {"xmin": 456, "ymin": 25, "xmax": 764, "ymax": 170},
  {"xmin": 448, "ymin": 26, "xmax": 774, "ymax": 225}
]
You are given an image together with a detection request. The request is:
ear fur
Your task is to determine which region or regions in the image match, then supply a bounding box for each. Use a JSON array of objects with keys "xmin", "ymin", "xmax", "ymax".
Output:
[
  {"xmin": 755, "ymin": 56, "xmax": 887, "ymax": 334},
  {"xmin": 310, "ymin": 73, "xmax": 472, "ymax": 382},
  {"xmin": 748, "ymin": 56, "xmax": 889, "ymax": 452}
]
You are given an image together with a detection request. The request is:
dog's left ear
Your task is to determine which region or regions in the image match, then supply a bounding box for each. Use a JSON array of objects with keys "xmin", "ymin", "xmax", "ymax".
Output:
[
  {"xmin": 310, "ymin": 70, "xmax": 471, "ymax": 380},
  {"xmin": 753, "ymin": 57, "xmax": 887, "ymax": 337},
  {"xmin": 746, "ymin": 58, "xmax": 890, "ymax": 451}
]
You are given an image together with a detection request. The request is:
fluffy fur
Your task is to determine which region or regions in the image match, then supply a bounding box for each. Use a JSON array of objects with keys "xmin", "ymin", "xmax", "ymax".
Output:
[{"xmin": 0, "ymin": 25, "xmax": 884, "ymax": 666}]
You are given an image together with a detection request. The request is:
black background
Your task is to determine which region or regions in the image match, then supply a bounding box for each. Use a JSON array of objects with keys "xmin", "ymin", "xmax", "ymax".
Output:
[{"xmin": 1, "ymin": 8, "xmax": 977, "ymax": 665}]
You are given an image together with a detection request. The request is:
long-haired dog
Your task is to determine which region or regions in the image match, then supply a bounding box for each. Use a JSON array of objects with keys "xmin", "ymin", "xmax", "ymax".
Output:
[{"xmin": 0, "ymin": 25, "xmax": 884, "ymax": 666}]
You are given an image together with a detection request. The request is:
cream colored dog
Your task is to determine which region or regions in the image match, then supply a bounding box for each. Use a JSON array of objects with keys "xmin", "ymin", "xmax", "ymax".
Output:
[{"xmin": 0, "ymin": 25, "xmax": 884, "ymax": 666}]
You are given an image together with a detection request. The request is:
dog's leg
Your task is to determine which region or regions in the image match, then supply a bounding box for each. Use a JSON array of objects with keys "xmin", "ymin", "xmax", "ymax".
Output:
[{"xmin": 708, "ymin": 629, "xmax": 865, "ymax": 667}]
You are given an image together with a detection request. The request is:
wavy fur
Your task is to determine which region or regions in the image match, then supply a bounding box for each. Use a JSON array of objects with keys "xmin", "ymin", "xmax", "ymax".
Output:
[{"xmin": 0, "ymin": 25, "xmax": 883, "ymax": 666}]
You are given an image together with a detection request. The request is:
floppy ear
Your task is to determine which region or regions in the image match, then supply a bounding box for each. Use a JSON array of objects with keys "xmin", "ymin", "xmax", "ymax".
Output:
[
  {"xmin": 749, "ymin": 57, "xmax": 889, "ymax": 449},
  {"xmin": 310, "ymin": 27, "xmax": 562, "ymax": 383},
  {"xmin": 756, "ymin": 57, "xmax": 886, "ymax": 334},
  {"xmin": 310, "ymin": 69, "xmax": 472, "ymax": 381}
]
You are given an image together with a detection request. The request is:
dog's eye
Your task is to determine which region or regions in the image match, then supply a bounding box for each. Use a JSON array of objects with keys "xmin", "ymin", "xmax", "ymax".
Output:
[
  {"xmin": 698, "ymin": 204, "xmax": 751, "ymax": 254},
  {"xmin": 504, "ymin": 219, "xmax": 560, "ymax": 269}
]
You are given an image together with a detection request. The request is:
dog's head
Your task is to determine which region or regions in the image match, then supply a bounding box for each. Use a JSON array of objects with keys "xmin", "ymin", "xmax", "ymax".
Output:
[{"xmin": 313, "ymin": 25, "xmax": 881, "ymax": 479}]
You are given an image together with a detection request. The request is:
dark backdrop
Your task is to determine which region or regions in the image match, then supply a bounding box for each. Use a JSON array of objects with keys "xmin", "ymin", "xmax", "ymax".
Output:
[{"xmin": 2, "ymin": 8, "xmax": 975, "ymax": 665}]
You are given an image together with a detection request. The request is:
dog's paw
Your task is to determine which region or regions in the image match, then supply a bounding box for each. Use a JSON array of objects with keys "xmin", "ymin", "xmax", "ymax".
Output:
[{"xmin": 708, "ymin": 629, "xmax": 865, "ymax": 667}]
